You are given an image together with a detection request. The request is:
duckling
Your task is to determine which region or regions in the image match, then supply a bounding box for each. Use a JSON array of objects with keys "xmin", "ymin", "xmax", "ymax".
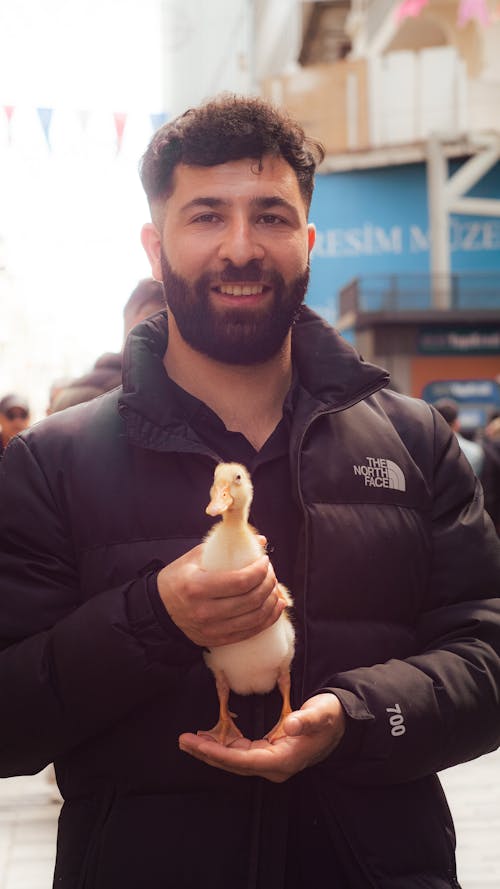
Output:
[{"xmin": 199, "ymin": 462, "xmax": 295, "ymax": 746}]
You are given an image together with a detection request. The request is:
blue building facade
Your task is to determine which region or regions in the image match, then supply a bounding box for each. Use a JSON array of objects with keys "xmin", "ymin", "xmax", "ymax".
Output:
[{"xmin": 307, "ymin": 159, "xmax": 500, "ymax": 323}]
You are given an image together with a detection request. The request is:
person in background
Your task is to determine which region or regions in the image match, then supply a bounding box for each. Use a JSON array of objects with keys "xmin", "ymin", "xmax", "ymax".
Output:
[
  {"xmin": 46, "ymin": 378, "xmax": 72, "ymax": 416},
  {"xmin": 0, "ymin": 95, "xmax": 499, "ymax": 889},
  {"xmin": 0, "ymin": 393, "xmax": 30, "ymax": 457},
  {"xmin": 434, "ymin": 397, "xmax": 484, "ymax": 476},
  {"xmin": 481, "ymin": 411, "xmax": 500, "ymax": 535},
  {"xmin": 48, "ymin": 278, "xmax": 164, "ymax": 413},
  {"xmin": 122, "ymin": 276, "xmax": 165, "ymax": 337}
]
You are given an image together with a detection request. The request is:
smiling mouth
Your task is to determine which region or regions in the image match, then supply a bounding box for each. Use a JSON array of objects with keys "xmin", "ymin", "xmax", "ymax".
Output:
[{"xmin": 214, "ymin": 283, "xmax": 268, "ymax": 297}]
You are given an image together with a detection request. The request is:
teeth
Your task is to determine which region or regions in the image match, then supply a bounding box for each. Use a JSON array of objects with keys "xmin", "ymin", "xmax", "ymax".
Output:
[{"xmin": 219, "ymin": 284, "xmax": 264, "ymax": 296}]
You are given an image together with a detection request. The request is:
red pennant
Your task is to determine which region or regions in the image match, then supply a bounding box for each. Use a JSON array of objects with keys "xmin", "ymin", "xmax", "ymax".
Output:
[
  {"xmin": 395, "ymin": 0, "xmax": 429, "ymax": 21},
  {"xmin": 457, "ymin": 0, "xmax": 490, "ymax": 25},
  {"xmin": 3, "ymin": 105, "xmax": 15, "ymax": 145},
  {"xmin": 113, "ymin": 112, "xmax": 127, "ymax": 153}
]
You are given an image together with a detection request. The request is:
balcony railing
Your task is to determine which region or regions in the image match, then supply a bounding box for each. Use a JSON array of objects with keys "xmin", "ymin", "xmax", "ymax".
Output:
[{"xmin": 339, "ymin": 272, "xmax": 500, "ymax": 315}]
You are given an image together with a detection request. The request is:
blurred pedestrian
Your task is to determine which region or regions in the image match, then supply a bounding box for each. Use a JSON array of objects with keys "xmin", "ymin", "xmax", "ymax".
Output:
[
  {"xmin": 434, "ymin": 397, "xmax": 484, "ymax": 476},
  {"xmin": 46, "ymin": 378, "xmax": 72, "ymax": 416},
  {"xmin": 0, "ymin": 394, "xmax": 30, "ymax": 457},
  {"xmin": 482, "ymin": 415, "xmax": 500, "ymax": 535},
  {"xmin": 48, "ymin": 278, "xmax": 164, "ymax": 413},
  {"xmin": 123, "ymin": 276, "xmax": 165, "ymax": 336}
]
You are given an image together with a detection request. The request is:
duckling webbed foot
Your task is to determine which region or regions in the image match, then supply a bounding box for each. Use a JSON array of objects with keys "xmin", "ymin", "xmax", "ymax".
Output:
[
  {"xmin": 198, "ymin": 670, "xmax": 243, "ymax": 746},
  {"xmin": 197, "ymin": 712, "xmax": 243, "ymax": 746}
]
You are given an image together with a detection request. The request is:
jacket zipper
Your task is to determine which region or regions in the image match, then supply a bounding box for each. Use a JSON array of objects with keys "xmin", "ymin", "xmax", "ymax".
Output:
[
  {"xmin": 295, "ymin": 379, "xmax": 388, "ymax": 703},
  {"xmin": 294, "ymin": 376, "xmax": 386, "ymax": 889}
]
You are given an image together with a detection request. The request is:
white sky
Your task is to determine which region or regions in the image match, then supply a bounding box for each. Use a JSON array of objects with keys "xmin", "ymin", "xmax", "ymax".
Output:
[
  {"xmin": 0, "ymin": 0, "xmax": 248, "ymax": 418},
  {"xmin": 0, "ymin": 0, "xmax": 254, "ymax": 419},
  {"xmin": 0, "ymin": 0, "xmax": 167, "ymax": 419}
]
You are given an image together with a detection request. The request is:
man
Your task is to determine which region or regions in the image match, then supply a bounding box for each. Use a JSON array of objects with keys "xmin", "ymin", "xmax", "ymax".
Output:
[
  {"xmin": 434, "ymin": 398, "xmax": 484, "ymax": 477},
  {"xmin": 0, "ymin": 96, "xmax": 499, "ymax": 889},
  {"xmin": 0, "ymin": 393, "xmax": 30, "ymax": 457},
  {"xmin": 48, "ymin": 278, "xmax": 164, "ymax": 412}
]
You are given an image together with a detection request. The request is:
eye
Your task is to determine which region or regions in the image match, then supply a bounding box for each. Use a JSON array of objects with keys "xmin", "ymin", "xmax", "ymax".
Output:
[
  {"xmin": 257, "ymin": 214, "xmax": 286, "ymax": 226},
  {"xmin": 192, "ymin": 213, "xmax": 222, "ymax": 225},
  {"xmin": 234, "ymin": 474, "xmax": 242, "ymax": 484}
]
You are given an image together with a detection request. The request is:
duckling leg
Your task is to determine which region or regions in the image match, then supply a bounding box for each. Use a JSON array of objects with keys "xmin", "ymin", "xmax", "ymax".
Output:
[
  {"xmin": 265, "ymin": 668, "xmax": 292, "ymax": 743},
  {"xmin": 198, "ymin": 670, "xmax": 243, "ymax": 746}
]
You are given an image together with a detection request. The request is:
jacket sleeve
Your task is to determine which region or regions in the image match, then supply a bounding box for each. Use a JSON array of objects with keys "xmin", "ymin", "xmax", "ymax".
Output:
[
  {"xmin": 322, "ymin": 412, "xmax": 500, "ymax": 786},
  {"xmin": 0, "ymin": 436, "xmax": 201, "ymax": 777}
]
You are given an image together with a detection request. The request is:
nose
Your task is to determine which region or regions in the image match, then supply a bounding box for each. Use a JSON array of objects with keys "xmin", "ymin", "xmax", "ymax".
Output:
[{"xmin": 217, "ymin": 216, "xmax": 265, "ymax": 267}]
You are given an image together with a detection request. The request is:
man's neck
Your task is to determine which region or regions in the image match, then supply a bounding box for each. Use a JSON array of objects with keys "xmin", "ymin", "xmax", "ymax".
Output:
[{"xmin": 163, "ymin": 311, "xmax": 292, "ymax": 451}]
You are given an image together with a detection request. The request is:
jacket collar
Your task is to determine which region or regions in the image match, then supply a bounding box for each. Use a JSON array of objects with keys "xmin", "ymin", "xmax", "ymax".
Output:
[
  {"xmin": 291, "ymin": 305, "xmax": 389, "ymax": 409},
  {"xmin": 118, "ymin": 306, "xmax": 389, "ymax": 451}
]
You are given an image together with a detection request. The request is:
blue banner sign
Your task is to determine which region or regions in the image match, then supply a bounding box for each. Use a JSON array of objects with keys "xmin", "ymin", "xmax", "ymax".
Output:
[
  {"xmin": 423, "ymin": 379, "xmax": 500, "ymax": 430},
  {"xmin": 418, "ymin": 326, "xmax": 500, "ymax": 355},
  {"xmin": 308, "ymin": 160, "xmax": 500, "ymax": 324}
]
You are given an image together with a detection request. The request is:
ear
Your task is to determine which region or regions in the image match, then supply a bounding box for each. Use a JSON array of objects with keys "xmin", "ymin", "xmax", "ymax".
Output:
[
  {"xmin": 307, "ymin": 223, "xmax": 316, "ymax": 256},
  {"xmin": 141, "ymin": 223, "xmax": 163, "ymax": 282}
]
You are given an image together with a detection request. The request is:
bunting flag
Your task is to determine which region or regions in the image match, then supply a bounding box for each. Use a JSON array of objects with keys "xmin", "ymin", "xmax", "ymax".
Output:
[
  {"xmin": 457, "ymin": 0, "xmax": 490, "ymax": 25},
  {"xmin": 37, "ymin": 107, "xmax": 53, "ymax": 148},
  {"xmin": 76, "ymin": 109, "xmax": 91, "ymax": 135},
  {"xmin": 395, "ymin": 0, "xmax": 429, "ymax": 23},
  {"xmin": 113, "ymin": 112, "xmax": 127, "ymax": 153},
  {"xmin": 0, "ymin": 105, "xmax": 171, "ymax": 152},
  {"xmin": 150, "ymin": 111, "xmax": 170, "ymax": 132},
  {"xmin": 3, "ymin": 105, "xmax": 14, "ymax": 144},
  {"xmin": 395, "ymin": 0, "xmax": 492, "ymax": 24}
]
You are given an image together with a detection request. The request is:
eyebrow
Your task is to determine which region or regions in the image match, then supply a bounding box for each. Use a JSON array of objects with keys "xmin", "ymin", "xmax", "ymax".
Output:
[{"xmin": 179, "ymin": 195, "xmax": 300, "ymax": 218}]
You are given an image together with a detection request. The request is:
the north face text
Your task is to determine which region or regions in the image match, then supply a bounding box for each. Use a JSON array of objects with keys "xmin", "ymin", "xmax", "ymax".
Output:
[{"xmin": 353, "ymin": 457, "xmax": 406, "ymax": 491}]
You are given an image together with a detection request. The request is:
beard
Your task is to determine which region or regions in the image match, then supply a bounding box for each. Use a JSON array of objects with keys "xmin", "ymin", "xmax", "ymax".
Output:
[{"xmin": 160, "ymin": 251, "xmax": 309, "ymax": 365}]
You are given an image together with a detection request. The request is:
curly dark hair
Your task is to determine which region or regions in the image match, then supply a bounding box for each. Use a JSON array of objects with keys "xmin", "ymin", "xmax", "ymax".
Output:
[{"xmin": 139, "ymin": 94, "xmax": 324, "ymax": 214}]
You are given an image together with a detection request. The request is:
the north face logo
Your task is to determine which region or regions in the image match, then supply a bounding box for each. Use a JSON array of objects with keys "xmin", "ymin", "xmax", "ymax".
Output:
[{"xmin": 353, "ymin": 457, "xmax": 406, "ymax": 491}]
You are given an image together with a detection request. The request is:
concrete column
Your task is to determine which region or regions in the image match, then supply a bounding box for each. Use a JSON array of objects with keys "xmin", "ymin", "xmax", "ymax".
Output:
[{"xmin": 426, "ymin": 133, "xmax": 451, "ymax": 309}]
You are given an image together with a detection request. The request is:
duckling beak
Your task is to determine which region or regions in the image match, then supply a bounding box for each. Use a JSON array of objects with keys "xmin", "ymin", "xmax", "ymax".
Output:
[{"xmin": 206, "ymin": 485, "xmax": 234, "ymax": 516}]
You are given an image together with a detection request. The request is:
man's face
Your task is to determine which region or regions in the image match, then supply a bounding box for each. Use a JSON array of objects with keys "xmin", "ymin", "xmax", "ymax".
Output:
[
  {"xmin": 0, "ymin": 406, "xmax": 29, "ymax": 445},
  {"xmin": 142, "ymin": 156, "xmax": 315, "ymax": 364}
]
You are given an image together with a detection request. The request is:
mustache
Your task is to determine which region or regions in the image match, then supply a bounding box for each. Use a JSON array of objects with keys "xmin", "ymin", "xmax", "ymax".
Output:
[{"xmin": 219, "ymin": 261, "xmax": 266, "ymax": 283}]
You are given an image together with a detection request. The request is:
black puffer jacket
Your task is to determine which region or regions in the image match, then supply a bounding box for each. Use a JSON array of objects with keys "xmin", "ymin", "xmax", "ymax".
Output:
[{"xmin": 0, "ymin": 307, "xmax": 499, "ymax": 889}]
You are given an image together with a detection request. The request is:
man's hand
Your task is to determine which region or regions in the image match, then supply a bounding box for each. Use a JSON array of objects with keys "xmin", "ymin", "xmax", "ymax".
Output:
[
  {"xmin": 178, "ymin": 693, "xmax": 346, "ymax": 782},
  {"xmin": 156, "ymin": 543, "xmax": 285, "ymax": 648}
]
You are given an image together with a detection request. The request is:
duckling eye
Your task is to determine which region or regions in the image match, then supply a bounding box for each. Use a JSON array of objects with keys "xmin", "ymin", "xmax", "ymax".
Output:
[{"xmin": 234, "ymin": 474, "xmax": 242, "ymax": 484}]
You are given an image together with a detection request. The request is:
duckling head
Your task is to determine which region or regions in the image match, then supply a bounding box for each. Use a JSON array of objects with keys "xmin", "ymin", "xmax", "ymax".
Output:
[{"xmin": 206, "ymin": 462, "xmax": 253, "ymax": 518}]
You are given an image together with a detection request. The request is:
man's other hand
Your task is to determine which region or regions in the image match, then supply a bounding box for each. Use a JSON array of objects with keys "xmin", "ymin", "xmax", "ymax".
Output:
[{"xmin": 178, "ymin": 693, "xmax": 346, "ymax": 782}]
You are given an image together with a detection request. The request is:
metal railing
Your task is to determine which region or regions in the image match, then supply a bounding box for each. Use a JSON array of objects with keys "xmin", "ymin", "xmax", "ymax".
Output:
[{"xmin": 339, "ymin": 272, "xmax": 500, "ymax": 315}]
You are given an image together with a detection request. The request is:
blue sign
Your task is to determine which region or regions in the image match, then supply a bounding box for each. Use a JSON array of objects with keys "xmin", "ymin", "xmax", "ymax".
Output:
[
  {"xmin": 307, "ymin": 160, "xmax": 500, "ymax": 324},
  {"xmin": 418, "ymin": 325, "xmax": 500, "ymax": 355},
  {"xmin": 422, "ymin": 379, "xmax": 500, "ymax": 430}
]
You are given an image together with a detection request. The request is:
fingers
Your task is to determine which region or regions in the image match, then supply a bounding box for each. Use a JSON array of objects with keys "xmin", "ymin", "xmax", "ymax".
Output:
[
  {"xmin": 178, "ymin": 695, "xmax": 347, "ymax": 781},
  {"xmin": 178, "ymin": 732, "xmax": 294, "ymax": 782},
  {"xmin": 204, "ymin": 558, "xmax": 275, "ymax": 614},
  {"xmin": 156, "ymin": 547, "xmax": 284, "ymax": 647},
  {"xmin": 207, "ymin": 555, "xmax": 271, "ymax": 600},
  {"xmin": 282, "ymin": 694, "xmax": 346, "ymax": 742},
  {"xmin": 210, "ymin": 592, "xmax": 285, "ymax": 646}
]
